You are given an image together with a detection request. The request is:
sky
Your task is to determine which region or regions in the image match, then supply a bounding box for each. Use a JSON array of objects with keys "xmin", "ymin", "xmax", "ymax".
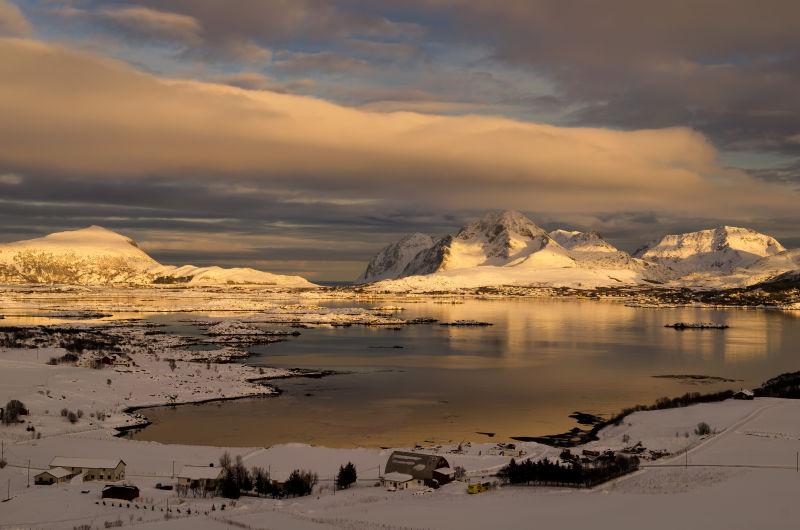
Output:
[{"xmin": 0, "ymin": 0, "xmax": 799, "ymax": 281}]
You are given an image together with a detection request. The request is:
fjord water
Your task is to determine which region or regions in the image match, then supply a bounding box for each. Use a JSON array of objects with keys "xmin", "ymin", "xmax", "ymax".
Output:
[{"xmin": 133, "ymin": 299, "xmax": 800, "ymax": 448}]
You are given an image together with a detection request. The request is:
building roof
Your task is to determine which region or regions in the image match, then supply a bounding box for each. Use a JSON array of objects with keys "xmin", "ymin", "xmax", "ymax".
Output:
[
  {"xmin": 36, "ymin": 467, "xmax": 73, "ymax": 479},
  {"xmin": 382, "ymin": 472, "xmax": 413, "ymax": 483},
  {"xmin": 50, "ymin": 457, "xmax": 124, "ymax": 470},
  {"xmin": 178, "ymin": 465, "xmax": 224, "ymax": 480},
  {"xmin": 384, "ymin": 451, "xmax": 451, "ymax": 481}
]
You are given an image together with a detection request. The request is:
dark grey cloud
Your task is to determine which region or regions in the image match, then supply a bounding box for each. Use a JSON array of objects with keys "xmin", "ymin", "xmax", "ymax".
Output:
[{"xmin": 389, "ymin": 1, "xmax": 800, "ymax": 155}]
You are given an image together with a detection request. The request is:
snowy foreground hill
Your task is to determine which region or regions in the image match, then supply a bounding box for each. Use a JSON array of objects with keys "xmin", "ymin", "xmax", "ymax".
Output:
[
  {"xmin": 359, "ymin": 211, "xmax": 799, "ymax": 291},
  {"xmin": 0, "ymin": 226, "xmax": 315, "ymax": 287}
]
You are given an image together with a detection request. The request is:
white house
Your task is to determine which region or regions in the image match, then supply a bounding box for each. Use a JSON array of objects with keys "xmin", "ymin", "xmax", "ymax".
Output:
[
  {"xmin": 49, "ymin": 457, "xmax": 126, "ymax": 482},
  {"xmin": 34, "ymin": 467, "xmax": 75, "ymax": 485},
  {"xmin": 177, "ymin": 465, "xmax": 224, "ymax": 492}
]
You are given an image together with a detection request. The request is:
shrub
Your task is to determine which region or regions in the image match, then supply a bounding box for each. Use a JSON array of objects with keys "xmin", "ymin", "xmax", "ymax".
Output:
[
  {"xmin": 67, "ymin": 411, "xmax": 78, "ymax": 424},
  {"xmin": 695, "ymin": 422, "xmax": 712, "ymax": 436},
  {"xmin": 336, "ymin": 462, "xmax": 357, "ymax": 490},
  {"xmin": 47, "ymin": 353, "xmax": 79, "ymax": 365},
  {"xmin": 2, "ymin": 399, "xmax": 28, "ymax": 425}
]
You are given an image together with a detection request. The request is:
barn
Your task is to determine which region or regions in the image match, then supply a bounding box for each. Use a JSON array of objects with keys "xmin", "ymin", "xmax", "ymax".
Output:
[{"xmin": 383, "ymin": 451, "xmax": 454, "ymax": 488}]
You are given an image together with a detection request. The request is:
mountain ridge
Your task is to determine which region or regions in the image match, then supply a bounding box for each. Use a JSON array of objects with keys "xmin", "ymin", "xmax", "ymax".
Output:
[
  {"xmin": 0, "ymin": 226, "xmax": 315, "ymax": 288},
  {"xmin": 359, "ymin": 212, "xmax": 797, "ymax": 291}
]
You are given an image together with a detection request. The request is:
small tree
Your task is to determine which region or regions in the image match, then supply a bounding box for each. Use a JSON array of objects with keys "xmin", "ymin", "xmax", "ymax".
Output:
[
  {"xmin": 284, "ymin": 469, "xmax": 317, "ymax": 497},
  {"xmin": 219, "ymin": 451, "xmax": 232, "ymax": 471},
  {"xmin": 168, "ymin": 359, "xmax": 177, "ymax": 371},
  {"xmin": 67, "ymin": 411, "xmax": 79, "ymax": 424},
  {"xmin": 219, "ymin": 468, "xmax": 240, "ymax": 499},
  {"xmin": 252, "ymin": 466, "xmax": 271, "ymax": 496},
  {"xmin": 336, "ymin": 462, "xmax": 357, "ymax": 490},
  {"xmin": 233, "ymin": 455, "xmax": 252, "ymax": 492}
]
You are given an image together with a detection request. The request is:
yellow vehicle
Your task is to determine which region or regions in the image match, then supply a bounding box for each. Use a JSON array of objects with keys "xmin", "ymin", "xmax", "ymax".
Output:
[{"xmin": 467, "ymin": 482, "xmax": 490, "ymax": 494}]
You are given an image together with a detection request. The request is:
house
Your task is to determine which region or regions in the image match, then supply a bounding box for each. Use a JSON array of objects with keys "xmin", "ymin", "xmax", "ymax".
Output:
[
  {"xmin": 101, "ymin": 485, "xmax": 139, "ymax": 501},
  {"xmin": 34, "ymin": 467, "xmax": 75, "ymax": 485},
  {"xmin": 381, "ymin": 472, "xmax": 414, "ymax": 490},
  {"xmin": 733, "ymin": 389, "xmax": 755, "ymax": 400},
  {"xmin": 49, "ymin": 457, "xmax": 126, "ymax": 482},
  {"xmin": 383, "ymin": 451, "xmax": 453, "ymax": 489},
  {"xmin": 177, "ymin": 465, "xmax": 224, "ymax": 492}
]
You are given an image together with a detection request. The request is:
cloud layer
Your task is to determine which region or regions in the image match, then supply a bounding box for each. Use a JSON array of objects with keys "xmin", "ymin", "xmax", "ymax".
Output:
[{"xmin": 2, "ymin": 38, "xmax": 794, "ymax": 218}]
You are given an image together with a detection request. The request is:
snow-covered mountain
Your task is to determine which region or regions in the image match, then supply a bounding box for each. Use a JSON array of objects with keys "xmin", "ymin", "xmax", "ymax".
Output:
[
  {"xmin": 0, "ymin": 226, "xmax": 315, "ymax": 288},
  {"xmin": 634, "ymin": 226, "xmax": 786, "ymax": 275},
  {"xmin": 403, "ymin": 211, "xmax": 576, "ymax": 274},
  {"xmin": 361, "ymin": 211, "xmax": 659, "ymax": 291},
  {"xmin": 359, "ymin": 213, "xmax": 798, "ymax": 291},
  {"xmin": 358, "ymin": 233, "xmax": 439, "ymax": 283}
]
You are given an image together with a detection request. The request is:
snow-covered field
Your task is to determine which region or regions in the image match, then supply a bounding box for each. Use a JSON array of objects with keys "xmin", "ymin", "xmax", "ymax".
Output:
[{"xmin": 2, "ymin": 397, "xmax": 798, "ymax": 529}]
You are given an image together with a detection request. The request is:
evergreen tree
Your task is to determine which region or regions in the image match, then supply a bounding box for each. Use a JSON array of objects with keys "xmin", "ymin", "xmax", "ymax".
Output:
[{"xmin": 336, "ymin": 462, "xmax": 357, "ymax": 490}]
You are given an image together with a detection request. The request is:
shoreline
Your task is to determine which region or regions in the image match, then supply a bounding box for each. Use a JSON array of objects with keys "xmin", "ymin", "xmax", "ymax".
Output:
[{"xmin": 120, "ymin": 369, "xmax": 342, "ymax": 437}]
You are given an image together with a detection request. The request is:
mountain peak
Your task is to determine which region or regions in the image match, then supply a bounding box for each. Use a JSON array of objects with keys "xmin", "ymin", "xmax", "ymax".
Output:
[
  {"xmin": 635, "ymin": 225, "xmax": 786, "ymax": 273},
  {"xmin": 357, "ymin": 232, "xmax": 439, "ymax": 282},
  {"xmin": 549, "ymin": 229, "xmax": 618, "ymax": 253},
  {"xmin": 465, "ymin": 210, "xmax": 545, "ymax": 235}
]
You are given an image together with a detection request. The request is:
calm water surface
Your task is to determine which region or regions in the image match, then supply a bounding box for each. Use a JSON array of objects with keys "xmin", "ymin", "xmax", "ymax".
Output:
[{"xmin": 129, "ymin": 298, "xmax": 799, "ymax": 448}]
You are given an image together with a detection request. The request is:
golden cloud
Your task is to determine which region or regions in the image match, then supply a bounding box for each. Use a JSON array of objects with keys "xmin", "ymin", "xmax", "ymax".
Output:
[
  {"xmin": 0, "ymin": 0, "xmax": 30, "ymax": 36},
  {"xmin": 0, "ymin": 37, "xmax": 795, "ymax": 217}
]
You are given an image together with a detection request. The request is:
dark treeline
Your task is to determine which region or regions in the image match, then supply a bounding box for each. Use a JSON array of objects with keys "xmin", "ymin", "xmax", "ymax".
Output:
[
  {"xmin": 755, "ymin": 371, "xmax": 800, "ymax": 398},
  {"xmin": 498, "ymin": 455, "xmax": 639, "ymax": 488},
  {"xmin": 604, "ymin": 390, "xmax": 735, "ymax": 429},
  {"xmin": 213, "ymin": 452, "xmax": 319, "ymax": 499}
]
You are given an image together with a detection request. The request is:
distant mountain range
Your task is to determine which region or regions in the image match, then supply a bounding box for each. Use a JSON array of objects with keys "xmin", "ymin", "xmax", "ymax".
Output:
[
  {"xmin": 2, "ymin": 217, "xmax": 797, "ymax": 291},
  {"xmin": 358, "ymin": 211, "xmax": 799, "ymax": 291},
  {"xmin": 0, "ymin": 226, "xmax": 315, "ymax": 287}
]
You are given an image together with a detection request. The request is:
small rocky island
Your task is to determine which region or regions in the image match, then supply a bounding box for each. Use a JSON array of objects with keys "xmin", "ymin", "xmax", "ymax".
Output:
[{"xmin": 665, "ymin": 322, "xmax": 729, "ymax": 330}]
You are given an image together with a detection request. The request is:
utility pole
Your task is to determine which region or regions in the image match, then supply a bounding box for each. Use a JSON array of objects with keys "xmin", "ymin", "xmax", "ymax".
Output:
[
  {"xmin": 172, "ymin": 460, "xmax": 175, "ymax": 478},
  {"xmin": 27, "ymin": 460, "xmax": 30, "ymax": 487}
]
